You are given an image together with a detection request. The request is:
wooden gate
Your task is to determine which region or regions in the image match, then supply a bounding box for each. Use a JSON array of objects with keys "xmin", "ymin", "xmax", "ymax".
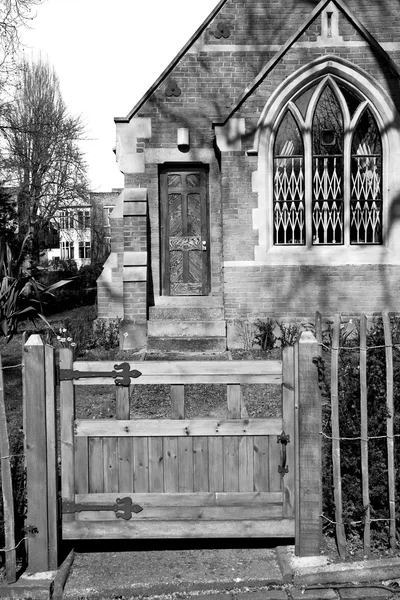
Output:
[
  {"xmin": 23, "ymin": 332, "xmax": 322, "ymax": 571},
  {"xmin": 59, "ymin": 350, "xmax": 297, "ymax": 540}
]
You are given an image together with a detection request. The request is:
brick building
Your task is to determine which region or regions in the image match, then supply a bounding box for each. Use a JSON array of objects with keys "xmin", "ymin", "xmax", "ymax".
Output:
[{"xmin": 97, "ymin": 0, "xmax": 400, "ymax": 350}]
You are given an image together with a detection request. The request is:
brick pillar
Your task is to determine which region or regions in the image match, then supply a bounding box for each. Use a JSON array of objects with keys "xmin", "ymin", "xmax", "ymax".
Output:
[{"xmin": 120, "ymin": 188, "xmax": 148, "ymax": 349}]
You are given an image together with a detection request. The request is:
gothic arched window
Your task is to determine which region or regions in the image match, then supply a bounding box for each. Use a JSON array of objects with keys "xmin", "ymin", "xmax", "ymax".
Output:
[{"xmin": 272, "ymin": 78, "xmax": 382, "ymax": 246}]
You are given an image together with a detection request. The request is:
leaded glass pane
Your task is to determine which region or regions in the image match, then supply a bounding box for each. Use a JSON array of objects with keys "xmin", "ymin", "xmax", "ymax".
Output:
[
  {"xmin": 273, "ymin": 111, "xmax": 305, "ymax": 245},
  {"xmin": 351, "ymin": 110, "xmax": 382, "ymax": 244},
  {"xmin": 312, "ymin": 87, "xmax": 344, "ymax": 244}
]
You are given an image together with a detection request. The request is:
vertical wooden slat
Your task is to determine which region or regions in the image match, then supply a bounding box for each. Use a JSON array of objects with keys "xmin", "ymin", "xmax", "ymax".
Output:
[
  {"xmin": 193, "ymin": 437, "xmax": 209, "ymax": 492},
  {"xmin": 331, "ymin": 315, "xmax": 347, "ymax": 558},
  {"xmin": 383, "ymin": 311, "xmax": 396, "ymax": 551},
  {"xmin": 60, "ymin": 347, "xmax": 75, "ymax": 507},
  {"xmin": 148, "ymin": 437, "xmax": 164, "ymax": 492},
  {"xmin": 238, "ymin": 436, "xmax": 254, "ymax": 492},
  {"xmin": 253, "ymin": 436, "xmax": 269, "ymax": 492},
  {"xmin": 227, "ymin": 384, "xmax": 241, "ymax": 418},
  {"xmin": 21, "ymin": 331, "xmax": 28, "ymax": 467},
  {"xmin": 116, "ymin": 385, "xmax": 130, "ymax": 420},
  {"xmin": 297, "ymin": 330, "xmax": 323, "ymax": 556},
  {"xmin": 269, "ymin": 435, "xmax": 282, "ymax": 493},
  {"xmin": 116, "ymin": 383, "xmax": 132, "ymax": 492},
  {"xmin": 208, "ymin": 437, "xmax": 224, "ymax": 492},
  {"xmin": 118, "ymin": 438, "xmax": 133, "ymax": 493},
  {"xmin": 25, "ymin": 335, "xmax": 49, "ymax": 572},
  {"xmin": 103, "ymin": 437, "xmax": 119, "ymax": 492},
  {"xmin": 171, "ymin": 385, "xmax": 185, "ymax": 419},
  {"xmin": 294, "ymin": 342, "xmax": 300, "ymax": 554},
  {"xmin": 75, "ymin": 437, "xmax": 89, "ymax": 493},
  {"xmin": 223, "ymin": 436, "xmax": 239, "ymax": 492},
  {"xmin": 0, "ymin": 353, "xmax": 16, "ymax": 583},
  {"xmin": 45, "ymin": 344, "xmax": 58, "ymax": 569},
  {"xmin": 359, "ymin": 314, "xmax": 371, "ymax": 557},
  {"xmin": 88, "ymin": 438, "xmax": 103, "ymax": 493},
  {"xmin": 163, "ymin": 437, "xmax": 179, "ymax": 492},
  {"xmin": 133, "ymin": 437, "xmax": 149, "ymax": 492},
  {"xmin": 282, "ymin": 345, "xmax": 295, "ymax": 517},
  {"xmin": 178, "ymin": 437, "xmax": 193, "ymax": 492}
]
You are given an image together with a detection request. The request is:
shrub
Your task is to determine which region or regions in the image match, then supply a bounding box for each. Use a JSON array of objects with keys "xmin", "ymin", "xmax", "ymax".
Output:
[
  {"xmin": 317, "ymin": 316, "xmax": 400, "ymax": 552},
  {"xmin": 254, "ymin": 318, "xmax": 276, "ymax": 351}
]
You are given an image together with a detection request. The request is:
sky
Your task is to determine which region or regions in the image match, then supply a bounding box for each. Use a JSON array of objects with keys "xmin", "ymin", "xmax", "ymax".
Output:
[{"xmin": 22, "ymin": 0, "xmax": 217, "ymax": 192}]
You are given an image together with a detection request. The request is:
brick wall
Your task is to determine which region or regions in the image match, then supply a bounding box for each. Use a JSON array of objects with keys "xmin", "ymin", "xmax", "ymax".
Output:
[{"xmin": 224, "ymin": 265, "xmax": 400, "ymax": 321}]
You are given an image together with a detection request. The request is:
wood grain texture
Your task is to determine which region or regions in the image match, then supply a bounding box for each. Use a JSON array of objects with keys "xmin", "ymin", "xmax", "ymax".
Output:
[
  {"xmin": 103, "ymin": 437, "xmax": 118, "ymax": 493},
  {"xmin": 133, "ymin": 437, "xmax": 149, "ymax": 492},
  {"xmin": 359, "ymin": 314, "xmax": 371, "ymax": 557},
  {"xmin": 209, "ymin": 437, "xmax": 224, "ymax": 492},
  {"xmin": 148, "ymin": 437, "xmax": 164, "ymax": 492},
  {"xmin": 71, "ymin": 360, "xmax": 282, "ymax": 385},
  {"xmin": 0, "ymin": 354, "xmax": 16, "ymax": 582},
  {"xmin": 254, "ymin": 436, "xmax": 269, "ymax": 492},
  {"xmin": 238, "ymin": 436, "xmax": 254, "ymax": 492},
  {"xmin": 383, "ymin": 311, "xmax": 396, "ymax": 551},
  {"xmin": 75, "ymin": 437, "xmax": 89, "ymax": 494},
  {"xmin": 193, "ymin": 437, "xmax": 209, "ymax": 492},
  {"xmin": 75, "ymin": 491, "xmax": 283, "ymax": 506},
  {"xmin": 227, "ymin": 384, "xmax": 241, "ymax": 418},
  {"xmin": 282, "ymin": 345, "xmax": 295, "ymax": 518},
  {"xmin": 298, "ymin": 330, "xmax": 323, "ymax": 557},
  {"xmin": 223, "ymin": 437, "xmax": 239, "ymax": 492},
  {"xmin": 118, "ymin": 438, "xmax": 134, "ymax": 493},
  {"xmin": 45, "ymin": 344, "xmax": 58, "ymax": 569},
  {"xmin": 163, "ymin": 437, "xmax": 179, "ymax": 492},
  {"xmin": 25, "ymin": 337, "xmax": 49, "ymax": 572},
  {"xmin": 88, "ymin": 438, "xmax": 104, "ymax": 493},
  {"xmin": 171, "ymin": 385, "xmax": 185, "ymax": 419},
  {"xmin": 75, "ymin": 505, "xmax": 282, "ymax": 521},
  {"xmin": 178, "ymin": 437, "xmax": 194, "ymax": 492},
  {"xmin": 63, "ymin": 519, "xmax": 295, "ymax": 539},
  {"xmin": 75, "ymin": 418, "xmax": 283, "ymax": 437}
]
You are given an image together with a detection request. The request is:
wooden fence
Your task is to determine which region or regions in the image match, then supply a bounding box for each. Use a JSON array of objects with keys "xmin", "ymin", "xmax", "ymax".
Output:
[
  {"xmin": 20, "ymin": 331, "xmax": 322, "ymax": 571},
  {"xmin": 316, "ymin": 311, "xmax": 399, "ymax": 559}
]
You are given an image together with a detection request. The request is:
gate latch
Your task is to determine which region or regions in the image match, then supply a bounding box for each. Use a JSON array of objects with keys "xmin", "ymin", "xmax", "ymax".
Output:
[{"xmin": 277, "ymin": 430, "xmax": 290, "ymax": 476}]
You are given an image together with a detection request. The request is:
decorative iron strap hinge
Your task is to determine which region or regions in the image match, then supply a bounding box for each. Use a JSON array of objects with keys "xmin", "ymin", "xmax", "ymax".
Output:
[
  {"xmin": 277, "ymin": 430, "xmax": 290, "ymax": 476},
  {"xmin": 58, "ymin": 362, "xmax": 142, "ymax": 387},
  {"xmin": 62, "ymin": 497, "xmax": 143, "ymax": 520}
]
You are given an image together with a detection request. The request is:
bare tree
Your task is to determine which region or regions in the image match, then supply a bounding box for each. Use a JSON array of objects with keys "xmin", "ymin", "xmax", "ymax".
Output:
[
  {"xmin": 0, "ymin": 56, "xmax": 90, "ymax": 262},
  {"xmin": 0, "ymin": 0, "xmax": 44, "ymax": 89}
]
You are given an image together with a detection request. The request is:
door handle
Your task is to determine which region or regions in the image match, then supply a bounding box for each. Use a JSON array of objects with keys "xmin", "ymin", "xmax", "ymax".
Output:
[{"xmin": 202, "ymin": 240, "xmax": 207, "ymax": 251}]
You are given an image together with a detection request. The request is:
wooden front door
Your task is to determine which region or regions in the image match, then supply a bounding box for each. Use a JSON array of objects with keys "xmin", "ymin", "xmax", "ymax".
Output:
[{"xmin": 160, "ymin": 165, "xmax": 210, "ymax": 296}]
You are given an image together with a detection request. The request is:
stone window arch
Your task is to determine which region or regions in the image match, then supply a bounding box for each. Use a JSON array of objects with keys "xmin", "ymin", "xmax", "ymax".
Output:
[
  {"xmin": 252, "ymin": 56, "xmax": 400, "ymax": 264},
  {"xmin": 272, "ymin": 76, "xmax": 382, "ymax": 246}
]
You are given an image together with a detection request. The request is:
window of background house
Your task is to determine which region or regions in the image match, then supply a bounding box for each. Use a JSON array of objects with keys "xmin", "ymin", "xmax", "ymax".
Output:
[
  {"xmin": 79, "ymin": 240, "xmax": 91, "ymax": 259},
  {"xmin": 273, "ymin": 77, "xmax": 382, "ymax": 246},
  {"xmin": 60, "ymin": 241, "xmax": 74, "ymax": 259}
]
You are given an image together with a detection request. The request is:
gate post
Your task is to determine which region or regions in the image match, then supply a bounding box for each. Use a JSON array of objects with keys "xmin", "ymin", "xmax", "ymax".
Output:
[
  {"xmin": 296, "ymin": 331, "xmax": 322, "ymax": 556},
  {"xmin": 24, "ymin": 335, "xmax": 58, "ymax": 572}
]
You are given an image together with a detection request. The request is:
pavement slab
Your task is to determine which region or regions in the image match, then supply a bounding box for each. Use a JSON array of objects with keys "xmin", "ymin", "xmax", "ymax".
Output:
[{"xmin": 63, "ymin": 546, "xmax": 284, "ymax": 599}]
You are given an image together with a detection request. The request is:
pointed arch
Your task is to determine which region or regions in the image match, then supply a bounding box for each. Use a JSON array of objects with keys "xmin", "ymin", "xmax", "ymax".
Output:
[{"xmin": 252, "ymin": 55, "xmax": 400, "ymax": 261}]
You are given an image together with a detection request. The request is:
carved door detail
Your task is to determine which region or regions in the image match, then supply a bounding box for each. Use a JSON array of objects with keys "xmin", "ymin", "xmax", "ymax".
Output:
[{"xmin": 160, "ymin": 166, "xmax": 210, "ymax": 296}]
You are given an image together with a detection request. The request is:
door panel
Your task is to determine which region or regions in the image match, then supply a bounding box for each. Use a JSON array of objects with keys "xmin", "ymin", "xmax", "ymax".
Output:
[{"xmin": 161, "ymin": 166, "xmax": 210, "ymax": 296}]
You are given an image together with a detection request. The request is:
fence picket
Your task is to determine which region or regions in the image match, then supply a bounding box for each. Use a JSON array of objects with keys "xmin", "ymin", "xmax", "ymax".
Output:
[
  {"xmin": 359, "ymin": 314, "xmax": 371, "ymax": 557},
  {"xmin": 382, "ymin": 312, "xmax": 396, "ymax": 551},
  {"xmin": 331, "ymin": 315, "xmax": 347, "ymax": 558},
  {"xmin": 0, "ymin": 354, "xmax": 16, "ymax": 583}
]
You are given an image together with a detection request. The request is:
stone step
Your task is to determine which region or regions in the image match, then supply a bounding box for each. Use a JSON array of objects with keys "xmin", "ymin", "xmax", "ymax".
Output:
[
  {"xmin": 147, "ymin": 337, "xmax": 227, "ymax": 353},
  {"xmin": 148, "ymin": 320, "xmax": 226, "ymax": 338},
  {"xmin": 149, "ymin": 306, "xmax": 224, "ymax": 321}
]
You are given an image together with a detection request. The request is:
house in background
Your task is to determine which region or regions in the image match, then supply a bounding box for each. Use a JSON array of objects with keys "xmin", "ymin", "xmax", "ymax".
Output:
[
  {"xmin": 47, "ymin": 190, "xmax": 120, "ymax": 267},
  {"xmin": 97, "ymin": 0, "xmax": 400, "ymax": 351}
]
